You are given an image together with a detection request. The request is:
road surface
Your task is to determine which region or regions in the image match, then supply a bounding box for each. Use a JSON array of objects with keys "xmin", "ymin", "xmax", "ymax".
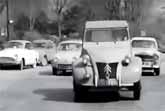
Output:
[{"xmin": 0, "ymin": 54, "xmax": 165, "ymax": 111}]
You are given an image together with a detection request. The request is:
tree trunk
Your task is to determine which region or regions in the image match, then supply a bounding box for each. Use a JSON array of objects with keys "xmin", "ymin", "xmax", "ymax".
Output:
[
  {"xmin": 58, "ymin": 22, "xmax": 62, "ymax": 40},
  {"xmin": 29, "ymin": 17, "xmax": 35, "ymax": 31}
]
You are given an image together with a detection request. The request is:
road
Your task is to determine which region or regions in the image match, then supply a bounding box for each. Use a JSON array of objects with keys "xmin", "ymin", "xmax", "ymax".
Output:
[{"xmin": 0, "ymin": 54, "xmax": 165, "ymax": 111}]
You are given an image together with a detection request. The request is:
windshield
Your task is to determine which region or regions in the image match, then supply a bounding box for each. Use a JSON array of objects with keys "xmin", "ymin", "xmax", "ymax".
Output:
[
  {"xmin": 6, "ymin": 42, "xmax": 24, "ymax": 48},
  {"xmin": 85, "ymin": 28, "xmax": 128, "ymax": 42},
  {"xmin": 132, "ymin": 40, "xmax": 156, "ymax": 48},
  {"xmin": 33, "ymin": 42, "xmax": 47, "ymax": 48},
  {"xmin": 58, "ymin": 43, "xmax": 81, "ymax": 51}
]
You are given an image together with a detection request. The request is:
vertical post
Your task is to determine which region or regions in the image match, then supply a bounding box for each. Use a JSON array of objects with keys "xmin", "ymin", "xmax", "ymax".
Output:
[{"xmin": 6, "ymin": 0, "xmax": 9, "ymax": 41}]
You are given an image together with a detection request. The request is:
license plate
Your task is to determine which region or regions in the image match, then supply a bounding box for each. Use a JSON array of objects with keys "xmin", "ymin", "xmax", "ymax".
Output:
[
  {"xmin": 98, "ymin": 79, "xmax": 118, "ymax": 86},
  {"xmin": 143, "ymin": 62, "xmax": 152, "ymax": 66},
  {"xmin": 107, "ymin": 79, "xmax": 118, "ymax": 86}
]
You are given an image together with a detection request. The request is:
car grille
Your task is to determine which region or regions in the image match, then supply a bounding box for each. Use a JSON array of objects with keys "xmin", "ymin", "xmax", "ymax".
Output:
[
  {"xmin": 58, "ymin": 64, "xmax": 72, "ymax": 69},
  {"xmin": 135, "ymin": 54, "xmax": 154, "ymax": 61},
  {"xmin": 96, "ymin": 62, "xmax": 118, "ymax": 79}
]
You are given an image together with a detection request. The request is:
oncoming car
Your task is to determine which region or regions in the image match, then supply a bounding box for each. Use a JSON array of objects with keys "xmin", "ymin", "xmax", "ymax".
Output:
[
  {"xmin": 72, "ymin": 20, "xmax": 142, "ymax": 101},
  {"xmin": 132, "ymin": 37, "xmax": 160, "ymax": 76},
  {"xmin": 0, "ymin": 40, "xmax": 39, "ymax": 70},
  {"xmin": 51, "ymin": 40, "xmax": 82, "ymax": 75},
  {"xmin": 33, "ymin": 39, "xmax": 56, "ymax": 66}
]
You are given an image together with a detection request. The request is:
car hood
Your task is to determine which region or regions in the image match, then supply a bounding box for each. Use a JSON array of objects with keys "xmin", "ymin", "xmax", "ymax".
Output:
[
  {"xmin": 0, "ymin": 48, "xmax": 24, "ymax": 58},
  {"xmin": 132, "ymin": 48, "xmax": 159, "ymax": 56},
  {"xmin": 83, "ymin": 41, "xmax": 131, "ymax": 63},
  {"xmin": 55, "ymin": 50, "xmax": 81, "ymax": 64}
]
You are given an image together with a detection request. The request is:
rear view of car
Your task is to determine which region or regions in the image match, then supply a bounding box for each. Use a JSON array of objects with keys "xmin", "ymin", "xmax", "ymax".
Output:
[{"xmin": 132, "ymin": 37, "xmax": 160, "ymax": 76}]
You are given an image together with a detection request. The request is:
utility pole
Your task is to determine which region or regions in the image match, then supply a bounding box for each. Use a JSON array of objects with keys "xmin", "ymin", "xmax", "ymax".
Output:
[{"xmin": 6, "ymin": 0, "xmax": 9, "ymax": 41}]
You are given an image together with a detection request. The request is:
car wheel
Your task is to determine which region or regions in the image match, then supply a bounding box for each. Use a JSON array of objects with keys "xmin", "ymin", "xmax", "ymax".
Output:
[
  {"xmin": 52, "ymin": 67, "xmax": 58, "ymax": 75},
  {"xmin": 32, "ymin": 59, "xmax": 37, "ymax": 68},
  {"xmin": 63, "ymin": 70, "xmax": 66, "ymax": 75},
  {"xmin": 154, "ymin": 68, "xmax": 160, "ymax": 76},
  {"xmin": 73, "ymin": 80, "xmax": 87, "ymax": 102},
  {"xmin": 19, "ymin": 59, "xmax": 24, "ymax": 70},
  {"xmin": 133, "ymin": 81, "xmax": 141, "ymax": 100},
  {"xmin": 41, "ymin": 57, "xmax": 48, "ymax": 66}
]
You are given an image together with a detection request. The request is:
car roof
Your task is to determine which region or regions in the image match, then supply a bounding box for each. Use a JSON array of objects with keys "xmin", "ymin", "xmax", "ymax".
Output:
[
  {"xmin": 132, "ymin": 37, "xmax": 157, "ymax": 42},
  {"xmin": 60, "ymin": 40, "xmax": 82, "ymax": 44},
  {"xmin": 85, "ymin": 20, "xmax": 129, "ymax": 29},
  {"xmin": 33, "ymin": 39, "xmax": 54, "ymax": 43},
  {"xmin": 8, "ymin": 40, "xmax": 31, "ymax": 44}
]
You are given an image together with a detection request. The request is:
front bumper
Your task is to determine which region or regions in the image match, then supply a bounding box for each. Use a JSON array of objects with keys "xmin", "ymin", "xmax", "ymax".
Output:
[
  {"xmin": 142, "ymin": 61, "xmax": 159, "ymax": 72},
  {"xmin": 52, "ymin": 63, "xmax": 72, "ymax": 71}
]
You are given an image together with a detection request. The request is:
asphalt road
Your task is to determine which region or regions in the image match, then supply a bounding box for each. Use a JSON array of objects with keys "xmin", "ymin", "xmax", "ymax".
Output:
[{"xmin": 0, "ymin": 54, "xmax": 165, "ymax": 111}]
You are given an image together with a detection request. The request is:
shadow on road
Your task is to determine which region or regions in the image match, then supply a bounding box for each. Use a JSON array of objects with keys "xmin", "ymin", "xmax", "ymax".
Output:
[
  {"xmin": 0, "ymin": 66, "xmax": 30, "ymax": 70},
  {"xmin": 33, "ymin": 88, "xmax": 135, "ymax": 103},
  {"xmin": 39, "ymin": 70, "xmax": 53, "ymax": 76},
  {"xmin": 34, "ymin": 88, "xmax": 74, "ymax": 102},
  {"xmin": 142, "ymin": 72, "xmax": 155, "ymax": 76},
  {"xmin": 39, "ymin": 70, "xmax": 72, "ymax": 76}
]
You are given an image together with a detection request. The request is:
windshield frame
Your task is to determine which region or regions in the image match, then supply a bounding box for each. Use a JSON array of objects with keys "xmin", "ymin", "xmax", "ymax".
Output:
[
  {"xmin": 83, "ymin": 27, "xmax": 129, "ymax": 43},
  {"xmin": 132, "ymin": 40, "xmax": 157, "ymax": 49}
]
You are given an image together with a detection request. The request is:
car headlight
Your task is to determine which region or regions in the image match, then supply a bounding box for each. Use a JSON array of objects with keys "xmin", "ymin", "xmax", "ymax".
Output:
[
  {"xmin": 82, "ymin": 55, "xmax": 91, "ymax": 66},
  {"xmin": 153, "ymin": 54, "xmax": 159, "ymax": 60},
  {"xmin": 122, "ymin": 56, "xmax": 131, "ymax": 66}
]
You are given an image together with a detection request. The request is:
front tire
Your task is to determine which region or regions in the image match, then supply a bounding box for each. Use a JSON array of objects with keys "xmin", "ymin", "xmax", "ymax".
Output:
[
  {"xmin": 19, "ymin": 59, "xmax": 24, "ymax": 70},
  {"xmin": 133, "ymin": 81, "xmax": 141, "ymax": 100},
  {"xmin": 52, "ymin": 67, "xmax": 58, "ymax": 75},
  {"xmin": 154, "ymin": 68, "xmax": 160, "ymax": 76},
  {"xmin": 73, "ymin": 80, "xmax": 88, "ymax": 102},
  {"xmin": 41, "ymin": 57, "xmax": 48, "ymax": 66},
  {"xmin": 32, "ymin": 59, "xmax": 37, "ymax": 68}
]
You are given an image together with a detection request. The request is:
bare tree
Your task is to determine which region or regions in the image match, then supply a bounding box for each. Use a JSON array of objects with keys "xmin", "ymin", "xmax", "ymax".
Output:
[{"xmin": 49, "ymin": 0, "xmax": 70, "ymax": 39}]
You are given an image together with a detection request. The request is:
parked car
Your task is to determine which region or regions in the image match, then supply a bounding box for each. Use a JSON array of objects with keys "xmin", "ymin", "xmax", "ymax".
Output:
[
  {"xmin": 72, "ymin": 20, "xmax": 142, "ymax": 101},
  {"xmin": 0, "ymin": 40, "xmax": 39, "ymax": 70},
  {"xmin": 132, "ymin": 37, "xmax": 160, "ymax": 76},
  {"xmin": 33, "ymin": 39, "xmax": 56, "ymax": 66},
  {"xmin": 51, "ymin": 40, "xmax": 82, "ymax": 75}
]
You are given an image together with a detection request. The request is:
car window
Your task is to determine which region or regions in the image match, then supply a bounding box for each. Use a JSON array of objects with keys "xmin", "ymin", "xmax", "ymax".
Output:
[
  {"xmin": 33, "ymin": 42, "xmax": 47, "ymax": 48},
  {"xmin": 33, "ymin": 42, "xmax": 54, "ymax": 49},
  {"xmin": 132, "ymin": 40, "xmax": 156, "ymax": 48},
  {"xmin": 85, "ymin": 28, "xmax": 128, "ymax": 42},
  {"xmin": 47, "ymin": 42, "xmax": 54, "ymax": 49},
  {"xmin": 6, "ymin": 42, "xmax": 24, "ymax": 48},
  {"xmin": 25, "ymin": 43, "xmax": 33, "ymax": 49},
  {"xmin": 58, "ymin": 43, "xmax": 81, "ymax": 51}
]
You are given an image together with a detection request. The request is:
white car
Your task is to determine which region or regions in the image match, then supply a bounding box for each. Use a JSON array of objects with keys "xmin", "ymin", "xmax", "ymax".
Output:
[
  {"xmin": 0, "ymin": 40, "xmax": 39, "ymax": 70},
  {"xmin": 132, "ymin": 37, "xmax": 160, "ymax": 76},
  {"xmin": 51, "ymin": 40, "xmax": 82, "ymax": 75},
  {"xmin": 33, "ymin": 39, "xmax": 56, "ymax": 66},
  {"xmin": 72, "ymin": 20, "xmax": 142, "ymax": 101}
]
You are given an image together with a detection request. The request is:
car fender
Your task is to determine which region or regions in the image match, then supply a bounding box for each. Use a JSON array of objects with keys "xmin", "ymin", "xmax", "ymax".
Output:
[
  {"xmin": 121, "ymin": 56, "xmax": 142, "ymax": 84},
  {"xmin": 72, "ymin": 58, "xmax": 94, "ymax": 86}
]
